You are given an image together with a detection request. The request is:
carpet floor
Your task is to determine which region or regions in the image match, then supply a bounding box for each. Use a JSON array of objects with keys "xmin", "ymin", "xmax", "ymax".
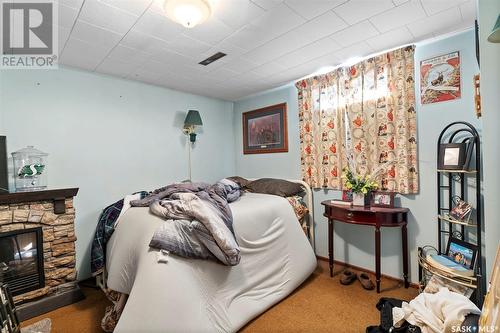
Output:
[{"xmin": 21, "ymin": 261, "xmax": 418, "ymax": 332}]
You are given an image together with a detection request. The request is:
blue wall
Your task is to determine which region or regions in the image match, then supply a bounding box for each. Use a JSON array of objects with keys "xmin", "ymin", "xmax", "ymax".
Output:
[
  {"xmin": 234, "ymin": 29, "xmax": 481, "ymax": 283},
  {"xmin": 0, "ymin": 67, "xmax": 235, "ymax": 279}
]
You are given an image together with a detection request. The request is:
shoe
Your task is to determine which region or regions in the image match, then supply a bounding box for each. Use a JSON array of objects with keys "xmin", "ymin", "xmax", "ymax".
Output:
[
  {"xmin": 358, "ymin": 273, "xmax": 375, "ymax": 290},
  {"xmin": 340, "ymin": 270, "xmax": 357, "ymax": 285}
]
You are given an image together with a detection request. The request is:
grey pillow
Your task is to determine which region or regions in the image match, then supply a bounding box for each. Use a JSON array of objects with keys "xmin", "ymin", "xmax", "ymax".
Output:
[
  {"xmin": 245, "ymin": 178, "xmax": 304, "ymax": 197},
  {"xmin": 227, "ymin": 176, "xmax": 250, "ymax": 188}
]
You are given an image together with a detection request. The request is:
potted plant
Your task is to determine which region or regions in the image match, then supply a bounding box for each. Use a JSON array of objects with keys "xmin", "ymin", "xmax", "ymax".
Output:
[{"xmin": 342, "ymin": 168, "xmax": 379, "ymax": 206}]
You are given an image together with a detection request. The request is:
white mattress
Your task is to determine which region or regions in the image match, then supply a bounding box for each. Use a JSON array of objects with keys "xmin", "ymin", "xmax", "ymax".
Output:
[{"xmin": 106, "ymin": 192, "xmax": 316, "ymax": 333}]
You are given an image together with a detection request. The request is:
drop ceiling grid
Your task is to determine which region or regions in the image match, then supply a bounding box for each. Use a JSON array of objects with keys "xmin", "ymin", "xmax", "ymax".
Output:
[{"xmin": 57, "ymin": 0, "xmax": 476, "ymax": 101}]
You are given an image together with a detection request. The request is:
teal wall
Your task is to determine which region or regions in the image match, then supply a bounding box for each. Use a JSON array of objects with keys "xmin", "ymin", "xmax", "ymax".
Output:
[
  {"xmin": 234, "ymin": 29, "xmax": 482, "ymax": 283},
  {"xmin": 478, "ymin": 0, "xmax": 500, "ymax": 278},
  {"xmin": 0, "ymin": 67, "xmax": 235, "ymax": 279}
]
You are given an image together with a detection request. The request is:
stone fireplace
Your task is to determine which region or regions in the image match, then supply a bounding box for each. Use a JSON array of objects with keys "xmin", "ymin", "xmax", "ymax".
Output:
[{"xmin": 0, "ymin": 188, "xmax": 82, "ymax": 320}]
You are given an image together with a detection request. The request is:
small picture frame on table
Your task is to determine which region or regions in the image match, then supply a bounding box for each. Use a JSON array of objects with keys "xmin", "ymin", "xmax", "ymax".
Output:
[
  {"xmin": 370, "ymin": 191, "xmax": 395, "ymax": 208},
  {"xmin": 445, "ymin": 237, "xmax": 477, "ymax": 270},
  {"xmin": 342, "ymin": 190, "xmax": 352, "ymax": 202}
]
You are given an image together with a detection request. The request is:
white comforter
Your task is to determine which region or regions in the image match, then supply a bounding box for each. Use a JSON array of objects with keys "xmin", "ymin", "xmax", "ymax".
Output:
[{"xmin": 106, "ymin": 192, "xmax": 316, "ymax": 333}]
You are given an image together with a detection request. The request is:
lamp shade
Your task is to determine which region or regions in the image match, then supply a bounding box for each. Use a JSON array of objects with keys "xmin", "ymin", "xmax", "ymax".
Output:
[
  {"xmin": 184, "ymin": 110, "xmax": 203, "ymax": 126},
  {"xmin": 488, "ymin": 15, "xmax": 500, "ymax": 43}
]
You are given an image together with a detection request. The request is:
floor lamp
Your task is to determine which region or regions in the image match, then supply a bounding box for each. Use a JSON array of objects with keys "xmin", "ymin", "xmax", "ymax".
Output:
[{"xmin": 183, "ymin": 110, "xmax": 203, "ymax": 181}]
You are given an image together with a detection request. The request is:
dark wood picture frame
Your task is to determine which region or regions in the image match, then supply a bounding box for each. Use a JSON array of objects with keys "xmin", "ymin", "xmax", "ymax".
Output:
[
  {"xmin": 242, "ymin": 103, "xmax": 288, "ymax": 154},
  {"xmin": 438, "ymin": 143, "xmax": 467, "ymax": 170},
  {"xmin": 370, "ymin": 191, "xmax": 395, "ymax": 208}
]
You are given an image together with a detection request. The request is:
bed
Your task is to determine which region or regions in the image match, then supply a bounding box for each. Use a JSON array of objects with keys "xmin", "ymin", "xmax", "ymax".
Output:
[{"xmin": 103, "ymin": 180, "xmax": 316, "ymax": 332}]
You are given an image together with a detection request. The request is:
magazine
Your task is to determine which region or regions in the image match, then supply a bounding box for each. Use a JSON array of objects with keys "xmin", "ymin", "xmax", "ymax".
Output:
[
  {"xmin": 449, "ymin": 200, "xmax": 472, "ymax": 221},
  {"xmin": 426, "ymin": 254, "xmax": 474, "ymax": 277}
]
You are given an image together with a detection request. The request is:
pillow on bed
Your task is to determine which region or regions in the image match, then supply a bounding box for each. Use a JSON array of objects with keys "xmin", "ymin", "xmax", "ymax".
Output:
[
  {"xmin": 227, "ymin": 176, "xmax": 250, "ymax": 188},
  {"xmin": 245, "ymin": 178, "xmax": 304, "ymax": 197}
]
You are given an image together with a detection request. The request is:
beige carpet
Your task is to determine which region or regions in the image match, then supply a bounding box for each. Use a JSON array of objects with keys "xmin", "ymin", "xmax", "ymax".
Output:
[{"xmin": 22, "ymin": 261, "xmax": 417, "ymax": 332}]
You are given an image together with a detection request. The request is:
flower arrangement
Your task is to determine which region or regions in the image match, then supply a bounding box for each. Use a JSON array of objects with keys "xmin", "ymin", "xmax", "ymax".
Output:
[{"xmin": 342, "ymin": 168, "xmax": 379, "ymax": 194}]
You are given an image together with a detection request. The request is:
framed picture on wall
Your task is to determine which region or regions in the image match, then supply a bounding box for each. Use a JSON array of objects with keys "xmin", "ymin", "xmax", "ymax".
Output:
[
  {"xmin": 242, "ymin": 103, "xmax": 288, "ymax": 154},
  {"xmin": 420, "ymin": 51, "xmax": 461, "ymax": 104}
]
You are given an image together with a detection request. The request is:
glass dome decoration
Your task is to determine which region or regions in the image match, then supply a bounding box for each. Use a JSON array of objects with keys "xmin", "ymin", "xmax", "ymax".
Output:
[{"xmin": 12, "ymin": 146, "xmax": 48, "ymax": 192}]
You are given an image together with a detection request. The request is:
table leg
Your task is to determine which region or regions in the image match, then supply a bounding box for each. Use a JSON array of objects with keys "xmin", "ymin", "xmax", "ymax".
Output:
[
  {"xmin": 375, "ymin": 227, "xmax": 381, "ymax": 293},
  {"xmin": 402, "ymin": 223, "xmax": 409, "ymax": 288},
  {"xmin": 328, "ymin": 219, "xmax": 334, "ymax": 277}
]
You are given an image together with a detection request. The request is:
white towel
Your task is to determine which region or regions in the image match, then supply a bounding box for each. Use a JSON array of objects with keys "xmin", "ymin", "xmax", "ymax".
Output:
[{"xmin": 393, "ymin": 287, "xmax": 481, "ymax": 333}]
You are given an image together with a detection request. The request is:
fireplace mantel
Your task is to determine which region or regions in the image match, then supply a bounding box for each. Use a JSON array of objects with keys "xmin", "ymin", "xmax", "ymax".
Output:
[{"xmin": 0, "ymin": 188, "xmax": 79, "ymax": 214}]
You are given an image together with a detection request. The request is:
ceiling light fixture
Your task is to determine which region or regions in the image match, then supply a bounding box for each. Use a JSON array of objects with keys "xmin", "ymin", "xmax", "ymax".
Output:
[{"xmin": 164, "ymin": 0, "xmax": 211, "ymax": 28}]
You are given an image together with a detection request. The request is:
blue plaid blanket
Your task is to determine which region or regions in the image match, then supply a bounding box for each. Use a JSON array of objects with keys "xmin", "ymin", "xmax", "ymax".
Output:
[{"xmin": 91, "ymin": 192, "xmax": 148, "ymax": 276}]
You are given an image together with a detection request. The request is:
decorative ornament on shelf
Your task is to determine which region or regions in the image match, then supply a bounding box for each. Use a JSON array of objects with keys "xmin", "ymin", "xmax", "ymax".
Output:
[
  {"xmin": 164, "ymin": 0, "xmax": 211, "ymax": 28},
  {"xmin": 11, "ymin": 146, "xmax": 48, "ymax": 192}
]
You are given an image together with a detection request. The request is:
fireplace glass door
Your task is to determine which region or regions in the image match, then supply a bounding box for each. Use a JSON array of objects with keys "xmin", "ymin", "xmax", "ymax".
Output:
[{"xmin": 0, "ymin": 227, "xmax": 44, "ymax": 296}]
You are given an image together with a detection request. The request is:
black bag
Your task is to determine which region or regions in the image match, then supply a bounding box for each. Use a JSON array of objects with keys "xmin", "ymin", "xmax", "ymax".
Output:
[{"xmin": 366, "ymin": 297, "xmax": 421, "ymax": 333}]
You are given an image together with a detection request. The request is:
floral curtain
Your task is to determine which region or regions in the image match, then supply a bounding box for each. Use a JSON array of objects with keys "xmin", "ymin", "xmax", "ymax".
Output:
[{"xmin": 296, "ymin": 45, "xmax": 418, "ymax": 194}]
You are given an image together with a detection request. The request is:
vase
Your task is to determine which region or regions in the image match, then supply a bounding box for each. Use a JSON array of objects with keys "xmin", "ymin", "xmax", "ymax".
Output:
[{"xmin": 352, "ymin": 193, "xmax": 367, "ymax": 206}]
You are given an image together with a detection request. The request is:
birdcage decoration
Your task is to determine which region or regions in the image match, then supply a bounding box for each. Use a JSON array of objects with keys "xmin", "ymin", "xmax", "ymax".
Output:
[{"xmin": 12, "ymin": 146, "xmax": 48, "ymax": 192}]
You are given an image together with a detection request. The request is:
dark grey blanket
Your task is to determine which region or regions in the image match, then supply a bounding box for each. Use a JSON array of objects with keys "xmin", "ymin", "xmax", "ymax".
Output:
[{"xmin": 130, "ymin": 179, "xmax": 241, "ymax": 266}]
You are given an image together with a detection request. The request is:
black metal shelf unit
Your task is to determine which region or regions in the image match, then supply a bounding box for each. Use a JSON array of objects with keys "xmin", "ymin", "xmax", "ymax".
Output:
[{"xmin": 428, "ymin": 121, "xmax": 484, "ymax": 305}]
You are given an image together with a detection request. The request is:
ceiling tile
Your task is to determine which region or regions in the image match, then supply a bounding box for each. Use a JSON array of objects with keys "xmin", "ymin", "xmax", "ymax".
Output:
[
  {"xmin": 56, "ymin": 0, "xmax": 84, "ymax": 10},
  {"xmin": 214, "ymin": 0, "xmax": 266, "ymax": 29},
  {"xmin": 330, "ymin": 20, "xmax": 379, "ymax": 47},
  {"xmin": 203, "ymin": 67, "xmax": 240, "ymax": 82},
  {"xmin": 333, "ymin": 41, "xmax": 374, "ymax": 63},
  {"xmin": 249, "ymin": 2, "xmax": 306, "ymax": 38},
  {"xmin": 79, "ymin": 0, "xmax": 139, "ymax": 34},
  {"xmin": 98, "ymin": 0, "xmax": 152, "ymax": 16},
  {"xmin": 60, "ymin": 37, "xmax": 112, "ymax": 70},
  {"xmin": 365, "ymin": 26, "xmax": 414, "ymax": 52},
  {"xmin": 243, "ymin": 10, "xmax": 346, "ymax": 64},
  {"xmin": 120, "ymin": 29, "xmax": 171, "ymax": 54},
  {"xmin": 250, "ymin": 0, "xmax": 283, "ymax": 10},
  {"xmin": 71, "ymin": 20, "xmax": 123, "ymax": 49},
  {"xmin": 133, "ymin": 9, "xmax": 183, "ymax": 41},
  {"xmin": 95, "ymin": 57, "xmax": 137, "ymax": 78},
  {"xmin": 407, "ymin": 7, "xmax": 462, "ymax": 38},
  {"xmin": 284, "ymin": 0, "xmax": 347, "ymax": 20},
  {"xmin": 107, "ymin": 44, "xmax": 152, "ymax": 66},
  {"xmin": 148, "ymin": 48, "xmax": 198, "ymax": 68},
  {"xmin": 251, "ymin": 60, "xmax": 288, "ymax": 76},
  {"xmin": 168, "ymin": 34, "xmax": 212, "ymax": 57},
  {"xmin": 273, "ymin": 36, "xmax": 342, "ymax": 69},
  {"xmin": 222, "ymin": 25, "xmax": 269, "ymax": 50},
  {"xmin": 333, "ymin": 0, "xmax": 395, "ymax": 25},
  {"xmin": 222, "ymin": 57, "xmax": 260, "ymax": 74},
  {"xmin": 56, "ymin": 25, "xmax": 71, "ymax": 53},
  {"xmin": 420, "ymin": 0, "xmax": 467, "ymax": 16},
  {"xmin": 58, "ymin": 3, "xmax": 79, "ymax": 29},
  {"xmin": 459, "ymin": 0, "xmax": 476, "ymax": 23},
  {"xmin": 182, "ymin": 17, "xmax": 234, "ymax": 44},
  {"xmin": 200, "ymin": 40, "xmax": 247, "ymax": 60},
  {"xmin": 55, "ymin": 0, "xmax": 474, "ymax": 101},
  {"xmin": 369, "ymin": 0, "xmax": 426, "ymax": 33}
]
